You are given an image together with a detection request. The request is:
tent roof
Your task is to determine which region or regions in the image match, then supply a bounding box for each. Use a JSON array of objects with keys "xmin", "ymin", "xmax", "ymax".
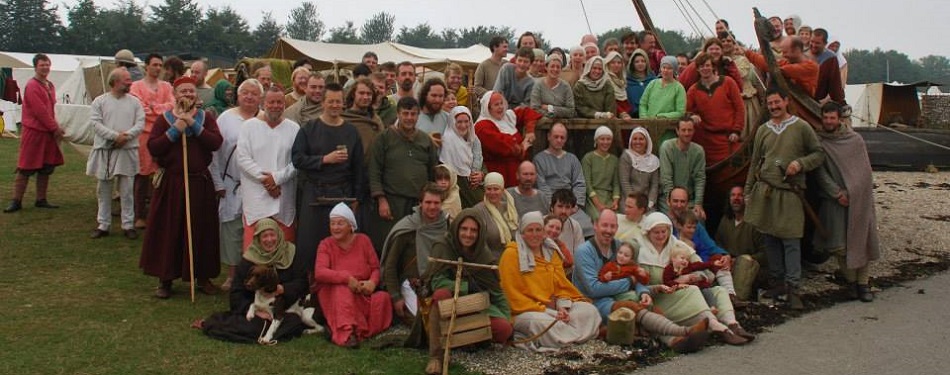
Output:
[
  {"xmin": 266, "ymin": 38, "xmax": 492, "ymax": 71},
  {"xmin": 0, "ymin": 51, "xmax": 134, "ymax": 71}
]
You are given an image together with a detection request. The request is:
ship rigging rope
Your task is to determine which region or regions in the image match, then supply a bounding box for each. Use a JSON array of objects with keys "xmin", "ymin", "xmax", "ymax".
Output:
[
  {"xmin": 578, "ymin": 0, "xmax": 594, "ymax": 36},
  {"xmin": 671, "ymin": 0, "xmax": 703, "ymax": 37},
  {"xmin": 849, "ymin": 115, "xmax": 950, "ymax": 151},
  {"xmin": 683, "ymin": 0, "xmax": 715, "ymax": 36},
  {"xmin": 701, "ymin": 0, "xmax": 721, "ymax": 23}
]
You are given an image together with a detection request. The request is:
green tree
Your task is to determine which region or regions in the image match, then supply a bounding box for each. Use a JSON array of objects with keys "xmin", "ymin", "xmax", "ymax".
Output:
[
  {"xmin": 250, "ymin": 11, "xmax": 284, "ymax": 57},
  {"xmin": 326, "ymin": 21, "xmax": 360, "ymax": 44},
  {"xmin": 917, "ymin": 55, "xmax": 950, "ymax": 86},
  {"xmin": 653, "ymin": 28, "xmax": 702, "ymax": 55},
  {"xmin": 0, "ymin": 0, "xmax": 64, "ymax": 52},
  {"xmin": 147, "ymin": 0, "xmax": 202, "ymax": 52},
  {"xmin": 197, "ymin": 6, "xmax": 252, "ymax": 59},
  {"xmin": 359, "ymin": 12, "xmax": 395, "ymax": 44},
  {"xmin": 845, "ymin": 49, "xmax": 921, "ymax": 84},
  {"xmin": 286, "ymin": 2, "xmax": 325, "ymax": 42},
  {"xmin": 456, "ymin": 26, "xmax": 515, "ymax": 48},
  {"xmin": 99, "ymin": 0, "xmax": 149, "ymax": 54},
  {"xmin": 440, "ymin": 29, "xmax": 459, "ymax": 48},
  {"xmin": 61, "ymin": 0, "xmax": 106, "ymax": 55},
  {"xmin": 395, "ymin": 23, "xmax": 442, "ymax": 48}
]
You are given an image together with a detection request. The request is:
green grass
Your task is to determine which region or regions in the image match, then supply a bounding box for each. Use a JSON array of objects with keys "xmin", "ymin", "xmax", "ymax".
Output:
[{"xmin": 0, "ymin": 138, "xmax": 474, "ymax": 375}]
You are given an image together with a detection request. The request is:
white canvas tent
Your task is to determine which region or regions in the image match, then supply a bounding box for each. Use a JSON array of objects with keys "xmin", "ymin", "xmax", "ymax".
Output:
[
  {"xmin": 267, "ymin": 37, "xmax": 494, "ymax": 71},
  {"xmin": 846, "ymin": 82, "xmax": 934, "ymax": 127}
]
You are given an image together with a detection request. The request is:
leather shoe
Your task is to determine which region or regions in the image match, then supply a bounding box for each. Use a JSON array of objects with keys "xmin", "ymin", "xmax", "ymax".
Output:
[
  {"xmin": 425, "ymin": 358, "xmax": 442, "ymax": 375},
  {"xmin": 34, "ymin": 199, "xmax": 59, "ymax": 208},
  {"xmin": 155, "ymin": 282, "xmax": 172, "ymax": 299},
  {"xmin": 90, "ymin": 229, "xmax": 109, "ymax": 239},
  {"xmin": 198, "ymin": 279, "xmax": 220, "ymax": 295},
  {"xmin": 728, "ymin": 323, "xmax": 755, "ymax": 341},
  {"xmin": 134, "ymin": 219, "xmax": 147, "ymax": 229},
  {"xmin": 856, "ymin": 284, "xmax": 874, "ymax": 303},
  {"xmin": 717, "ymin": 329, "xmax": 749, "ymax": 345},
  {"xmin": 670, "ymin": 330, "xmax": 709, "ymax": 353},
  {"xmin": 123, "ymin": 229, "xmax": 138, "ymax": 240},
  {"xmin": 730, "ymin": 294, "xmax": 750, "ymax": 308},
  {"xmin": 343, "ymin": 333, "xmax": 360, "ymax": 348},
  {"xmin": 788, "ymin": 293, "xmax": 805, "ymax": 310},
  {"xmin": 3, "ymin": 200, "xmax": 22, "ymax": 213}
]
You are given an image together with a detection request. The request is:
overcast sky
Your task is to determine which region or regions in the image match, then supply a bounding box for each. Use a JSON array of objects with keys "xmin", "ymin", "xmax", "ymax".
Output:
[{"xmin": 75, "ymin": 0, "xmax": 948, "ymax": 59}]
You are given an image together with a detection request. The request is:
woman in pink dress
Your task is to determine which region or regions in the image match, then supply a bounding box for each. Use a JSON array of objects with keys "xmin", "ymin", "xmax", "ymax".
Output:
[{"xmin": 314, "ymin": 203, "xmax": 392, "ymax": 347}]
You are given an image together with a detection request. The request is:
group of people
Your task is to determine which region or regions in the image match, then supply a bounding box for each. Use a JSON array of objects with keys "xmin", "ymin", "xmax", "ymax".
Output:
[{"xmin": 3, "ymin": 11, "xmax": 880, "ymax": 374}]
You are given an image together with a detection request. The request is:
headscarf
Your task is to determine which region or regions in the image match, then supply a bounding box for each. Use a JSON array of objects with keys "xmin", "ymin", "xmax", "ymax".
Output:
[
  {"xmin": 441, "ymin": 106, "xmax": 476, "ymax": 176},
  {"xmin": 828, "ymin": 36, "xmax": 848, "ymax": 69},
  {"xmin": 624, "ymin": 126, "xmax": 659, "ymax": 173},
  {"xmin": 437, "ymin": 164, "xmax": 462, "ymax": 219},
  {"xmin": 636, "ymin": 212, "xmax": 694, "ymax": 268},
  {"xmin": 476, "ymin": 91, "xmax": 518, "ymax": 135},
  {"xmin": 425, "ymin": 209, "xmax": 501, "ymax": 292},
  {"xmin": 483, "ymin": 172, "xmax": 519, "ymax": 246},
  {"xmin": 660, "ymin": 55, "xmax": 679, "ymax": 76},
  {"xmin": 626, "ymin": 49, "xmax": 653, "ymax": 80},
  {"xmin": 329, "ymin": 202, "xmax": 357, "ymax": 230},
  {"xmin": 577, "ymin": 56, "xmax": 609, "ymax": 91},
  {"xmin": 243, "ymin": 218, "xmax": 296, "ymax": 269},
  {"xmin": 514, "ymin": 211, "xmax": 562, "ymax": 273},
  {"xmin": 786, "ymin": 15, "xmax": 802, "ymax": 32},
  {"xmin": 604, "ymin": 51, "xmax": 628, "ymax": 101},
  {"xmin": 206, "ymin": 80, "xmax": 232, "ymax": 115}
]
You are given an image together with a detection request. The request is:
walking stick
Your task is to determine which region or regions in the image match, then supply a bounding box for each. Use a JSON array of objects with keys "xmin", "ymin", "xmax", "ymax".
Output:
[
  {"xmin": 181, "ymin": 130, "xmax": 197, "ymax": 303},
  {"xmin": 427, "ymin": 257, "xmax": 499, "ymax": 375}
]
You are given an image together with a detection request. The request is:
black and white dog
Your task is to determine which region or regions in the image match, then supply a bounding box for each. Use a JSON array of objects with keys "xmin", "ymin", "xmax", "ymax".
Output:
[{"xmin": 244, "ymin": 264, "xmax": 322, "ymax": 344}]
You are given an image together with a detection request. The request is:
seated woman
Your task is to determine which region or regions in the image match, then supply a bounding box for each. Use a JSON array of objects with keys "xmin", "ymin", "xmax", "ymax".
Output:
[
  {"xmin": 422, "ymin": 209, "xmax": 513, "ymax": 375},
  {"xmin": 573, "ymin": 56, "xmax": 617, "ymax": 119},
  {"xmin": 313, "ymin": 203, "xmax": 392, "ymax": 347},
  {"xmin": 604, "ymin": 51, "xmax": 633, "ymax": 119},
  {"xmin": 635, "ymin": 212, "xmax": 753, "ymax": 345},
  {"xmin": 474, "ymin": 91, "xmax": 532, "ymax": 187},
  {"xmin": 618, "ymin": 126, "xmax": 660, "ymax": 208},
  {"xmin": 499, "ymin": 211, "xmax": 601, "ymax": 352},
  {"xmin": 530, "ymin": 55, "xmax": 576, "ymax": 118},
  {"xmin": 440, "ymin": 106, "xmax": 485, "ymax": 208},
  {"xmin": 639, "ymin": 56, "xmax": 687, "ymax": 120},
  {"xmin": 624, "ymin": 49, "xmax": 656, "ymax": 118},
  {"xmin": 472, "ymin": 172, "xmax": 519, "ymax": 258},
  {"xmin": 196, "ymin": 218, "xmax": 314, "ymax": 343}
]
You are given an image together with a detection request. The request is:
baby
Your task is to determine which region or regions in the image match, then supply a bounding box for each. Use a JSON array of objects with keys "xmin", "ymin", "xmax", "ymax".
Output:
[
  {"xmin": 663, "ymin": 245, "xmax": 720, "ymax": 309},
  {"xmin": 600, "ymin": 242, "xmax": 657, "ymax": 313}
]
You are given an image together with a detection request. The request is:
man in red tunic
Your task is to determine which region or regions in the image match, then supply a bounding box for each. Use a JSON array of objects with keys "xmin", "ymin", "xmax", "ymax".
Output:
[
  {"xmin": 139, "ymin": 76, "xmax": 223, "ymax": 299},
  {"xmin": 4, "ymin": 54, "xmax": 64, "ymax": 213},
  {"xmin": 686, "ymin": 53, "xmax": 746, "ymax": 166}
]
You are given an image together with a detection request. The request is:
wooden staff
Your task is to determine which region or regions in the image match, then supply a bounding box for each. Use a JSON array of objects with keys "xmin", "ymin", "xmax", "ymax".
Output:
[
  {"xmin": 181, "ymin": 130, "xmax": 197, "ymax": 303},
  {"xmin": 428, "ymin": 256, "xmax": 498, "ymax": 375}
]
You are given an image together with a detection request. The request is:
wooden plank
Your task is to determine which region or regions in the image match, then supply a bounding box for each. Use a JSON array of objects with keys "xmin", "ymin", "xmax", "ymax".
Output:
[
  {"xmin": 440, "ymin": 326, "xmax": 493, "ymax": 348},
  {"xmin": 439, "ymin": 312, "xmax": 491, "ymax": 333},
  {"xmin": 438, "ymin": 292, "xmax": 489, "ymax": 319}
]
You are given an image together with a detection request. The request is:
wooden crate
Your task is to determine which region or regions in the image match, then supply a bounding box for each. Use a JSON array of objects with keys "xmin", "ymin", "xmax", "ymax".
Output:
[
  {"xmin": 438, "ymin": 292, "xmax": 489, "ymax": 319},
  {"xmin": 440, "ymin": 326, "xmax": 493, "ymax": 348},
  {"xmin": 440, "ymin": 311, "xmax": 491, "ymax": 333}
]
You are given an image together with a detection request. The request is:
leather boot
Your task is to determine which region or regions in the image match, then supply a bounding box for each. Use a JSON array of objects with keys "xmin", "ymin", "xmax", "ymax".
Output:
[
  {"xmin": 856, "ymin": 284, "xmax": 874, "ymax": 303},
  {"xmin": 198, "ymin": 279, "xmax": 220, "ymax": 295},
  {"xmin": 425, "ymin": 358, "xmax": 443, "ymax": 375},
  {"xmin": 788, "ymin": 291, "xmax": 804, "ymax": 310},
  {"xmin": 728, "ymin": 323, "xmax": 756, "ymax": 341},
  {"xmin": 34, "ymin": 199, "xmax": 59, "ymax": 208},
  {"xmin": 155, "ymin": 280, "xmax": 172, "ymax": 299},
  {"xmin": 717, "ymin": 329, "xmax": 749, "ymax": 345},
  {"xmin": 670, "ymin": 330, "xmax": 709, "ymax": 353},
  {"xmin": 3, "ymin": 200, "xmax": 22, "ymax": 213}
]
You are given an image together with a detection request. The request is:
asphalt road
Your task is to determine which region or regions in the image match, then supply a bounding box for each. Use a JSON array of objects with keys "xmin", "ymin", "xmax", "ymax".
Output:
[{"xmin": 635, "ymin": 272, "xmax": 950, "ymax": 375}]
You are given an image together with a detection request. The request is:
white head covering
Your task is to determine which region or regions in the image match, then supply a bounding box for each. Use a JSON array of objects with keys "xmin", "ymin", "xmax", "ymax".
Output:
[
  {"xmin": 476, "ymin": 90, "xmax": 518, "ymax": 135},
  {"xmin": 594, "ymin": 126, "xmax": 613, "ymax": 141},
  {"xmin": 514, "ymin": 211, "xmax": 560, "ymax": 273},
  {"xmin": 637, "ymin": 211, "xmax": 687, "ymax": 267},
  {"xmin": 624, "ymin": 126, "xmax": 660, "ymax": 173},
  {"xmin": 441, "ymin": 106, "xmax": 476, "ymax": 176},
  {"xmin": 828, "ymin": 36, "xmax": 848, "ymax": 68},
  {"xmin": 641, "ymin": 211, "xmax": 673, "ymax": 234},
  {"xmin": 329, "ymin": 202, "xmax": 357, "ymax": 230},
  {"xmin": 484, "ymin": 172, "xmax": 505, "ymax": 187},
  {"xmin": 577, "ymin": 56, "xmax": 609, "ymax": 91}
]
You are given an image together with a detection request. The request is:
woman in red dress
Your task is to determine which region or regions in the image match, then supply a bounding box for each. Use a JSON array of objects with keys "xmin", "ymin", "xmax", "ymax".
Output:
[{"xmin": 474, "ymin": 91, "xmax": 531, "ymax": 187}]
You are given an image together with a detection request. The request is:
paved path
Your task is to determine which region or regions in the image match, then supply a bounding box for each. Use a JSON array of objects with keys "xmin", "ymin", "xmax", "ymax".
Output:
[{"xmin": 636, "ymin": 272, "xmax": 950, "ymax": 375}]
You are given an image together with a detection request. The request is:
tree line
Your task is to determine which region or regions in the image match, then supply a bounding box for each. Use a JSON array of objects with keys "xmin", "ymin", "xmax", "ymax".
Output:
[{"xmin": 0, "ymin": 0, "xmax": 945, "ymax": 87}]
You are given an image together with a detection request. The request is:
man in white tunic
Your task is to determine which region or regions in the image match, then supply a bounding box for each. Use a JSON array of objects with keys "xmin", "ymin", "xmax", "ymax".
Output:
[
  {"xmin": 237, "ymin": 85, "xmax": 299, "ymax": 245},
  {"xmin": 87, "ymin": 68, "xmax": 145, "ymax": 239},
  {"xmin": 210, "ymin": 78, "xmax": 262, "ymax": 290}
]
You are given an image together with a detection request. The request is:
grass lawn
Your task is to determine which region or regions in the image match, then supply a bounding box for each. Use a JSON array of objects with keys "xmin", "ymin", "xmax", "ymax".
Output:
[{"xmin": 0, "ymin": 138, "xmax": 474, "ymax": 375}]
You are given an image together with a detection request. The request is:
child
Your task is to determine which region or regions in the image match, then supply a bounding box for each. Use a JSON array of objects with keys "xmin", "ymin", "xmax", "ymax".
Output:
[
  {"xmin": 676, "ymin": 211, "xmax": 739, "ymax": 304},
  {"xmin": 434, "ymin": 164, "xmax": 461, "ymax": 220},
  {"xmin": 543, "ymin": 214, "xmax": 574, "ymax": 275},
  {"xmin": 663, "ymin": 245, "xmax": 720, "ymax": 309},
  {"xmin": 599, "ymin": 242, "xmax": 657, "ymax": 314},
  {"xmin": 581, "ymin": 126, "xmax": 621, "ymax": 221}
]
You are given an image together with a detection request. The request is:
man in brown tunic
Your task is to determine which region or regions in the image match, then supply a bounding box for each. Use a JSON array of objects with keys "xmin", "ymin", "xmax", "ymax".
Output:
[{"xmin": 139, "ymin": 76, "xmax": 223, "ymax": 299}]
